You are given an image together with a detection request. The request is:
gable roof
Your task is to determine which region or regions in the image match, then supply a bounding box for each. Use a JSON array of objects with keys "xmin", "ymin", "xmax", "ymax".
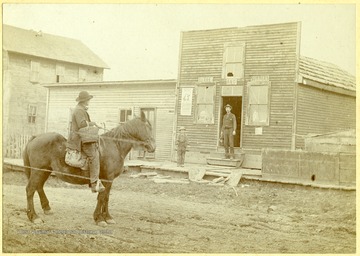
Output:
[
  {"xmin": 299, "ymin": 56, "xmax": 355, "ymax": 91},
  {"xmin": 3, "ymin": 24, "xmax": 109, "ymax": 69}
]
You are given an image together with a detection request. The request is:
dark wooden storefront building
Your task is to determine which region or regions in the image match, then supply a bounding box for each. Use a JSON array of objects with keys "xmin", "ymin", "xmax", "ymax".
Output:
[{"xmin": 173, "ymin": 22, "xmax": 355, "ymax": 168}]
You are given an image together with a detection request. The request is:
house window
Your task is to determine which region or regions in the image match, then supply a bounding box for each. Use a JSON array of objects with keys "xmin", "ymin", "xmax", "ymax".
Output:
[
  {"xmin": 28, "ymin": 104, "xmax": 37, "ymax": 124},
  {"xmin": 246, "ymin": 78, "xmax": 271, "ymax": 126},
  {"xmin": 196, "ymin": 84, "xmax": 215, "ymax": 124},
  {"xmin": 119, "ymin": 108, "xmax": 132, "ymax": 124},
  {"xmin": 79, "ymin": 67, "xmax": 86, "ymax": 82},
  {"xmin": 223, "ymin": 43, "xmax": 245, "ymax": 80},
  {"xmin": 56, "ymin": 64, "xmax": 65, "ymax": 83},
  {"xmin": 30, "ymin": 61, "xmax": 40, "ymax": 83}
]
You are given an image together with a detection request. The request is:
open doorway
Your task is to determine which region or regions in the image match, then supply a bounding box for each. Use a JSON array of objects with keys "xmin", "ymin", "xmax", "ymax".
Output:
[{"xmin": 220, "ymin": 97, "xmax": 242, "ymax": 147}]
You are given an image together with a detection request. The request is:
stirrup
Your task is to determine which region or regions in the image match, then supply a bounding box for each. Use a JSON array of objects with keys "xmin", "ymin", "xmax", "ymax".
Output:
[{"xmin": 91, "ymin": 180, "xmax": 105, "ymax": 193}]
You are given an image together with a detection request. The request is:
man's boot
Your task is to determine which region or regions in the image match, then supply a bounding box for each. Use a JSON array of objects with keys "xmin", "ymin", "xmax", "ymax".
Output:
[
  {"xmin": 224, "ymin": 148, "xmax": 230, "ymax": 159},
  {"xmin": 230, "ymin": 148, "xmax": 235, "ymax": 160},
  {"xmin": 89, "ymin": 159, "xmax": 105, "ymax": 193}
]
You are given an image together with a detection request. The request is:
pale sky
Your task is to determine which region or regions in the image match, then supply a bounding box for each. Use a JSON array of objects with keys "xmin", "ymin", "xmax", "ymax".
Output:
[{"xmin": 3, "ymin": 4, "xmax": 356, "ymax": 81}]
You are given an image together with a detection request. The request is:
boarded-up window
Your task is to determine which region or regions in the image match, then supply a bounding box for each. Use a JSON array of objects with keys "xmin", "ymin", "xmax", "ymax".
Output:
[
  {"xmin": 119, "ymin": 108, "xmax": 133, "ymax": 124},
  {"xmin": 79, "ymin": 67, "xmax": 86, "ymax": 82},
  {"xmin": 30, "ymin": 61, "xmax": 40, "ymax": 83},
  {"xmin": 196, "ymin": 84, "xmax": 215, "ymax": 124},
  {"xmin": 56, "ymin": 64, "xmax": 65, "ymax": 83},
  {"xmin": 246, "ymin": 77, "xmax": 271, "ymax": 126},
  {"xmin": 28, "ymin": 104, "xmax": 37, "ymax": 124},
  {"xmin": 223, "ymin": 43, "xmax": 245, "ymax": 80}
]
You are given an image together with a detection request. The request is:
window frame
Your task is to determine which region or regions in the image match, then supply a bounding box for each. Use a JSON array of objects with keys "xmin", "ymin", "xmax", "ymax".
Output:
[
  {"xmin": 246, "ymin": 78, "xmax": 271, "ymax": 126},
  {"xmin": 30, "ymin": 60, "xmax": 40, "ymax": 83},
  {"xmin": 222, "ymin": 42, "xmax": 245, "ymax": 81},
  {"xmin": 78, "ymin": 67, "xmax": 87, "ymax": 82},
  {"xmin": 119, "ymin": 108, "xmax": 133, "ymax": 124},
  {"xmin": 195, "ymin": 83, "xmax": 215, "ymax": 124},
  {"xmin": 56, "ymin": 63, "xmax": 65, "ymax": 83},
  {"xmin": 27, "ymin": 104, "xmax": 37, "ymax": 124}
]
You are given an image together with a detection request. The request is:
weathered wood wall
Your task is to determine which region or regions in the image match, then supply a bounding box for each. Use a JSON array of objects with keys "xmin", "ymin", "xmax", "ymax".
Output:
[
  {"xmin": 295, "ymin": 84, "xmax": 356, "ymax": 149},
  {"xmin": 176, "ymin": 22, "xmax": 300, "ymax": 157}
]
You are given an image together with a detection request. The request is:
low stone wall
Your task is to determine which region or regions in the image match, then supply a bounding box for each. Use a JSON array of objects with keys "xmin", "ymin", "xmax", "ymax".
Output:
[{"xmin": 262, "ymin": 149, "xmax": 355, "ymax": 187}]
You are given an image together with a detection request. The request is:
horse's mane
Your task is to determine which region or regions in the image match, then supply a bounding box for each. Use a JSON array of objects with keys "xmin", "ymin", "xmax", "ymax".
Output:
[{"xmin": 101, "ymin": 117, "xmax": 140, "ymax": 142}]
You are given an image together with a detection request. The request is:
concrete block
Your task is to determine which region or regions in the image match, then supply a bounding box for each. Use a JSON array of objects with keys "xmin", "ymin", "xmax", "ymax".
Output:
[
  {"xmin": 339, "ymin": 153, "xmax": 356, "ymax": 185},
  {"xmin": 188, "ymin": 168, "xmax": 206, "ymax": 181}
]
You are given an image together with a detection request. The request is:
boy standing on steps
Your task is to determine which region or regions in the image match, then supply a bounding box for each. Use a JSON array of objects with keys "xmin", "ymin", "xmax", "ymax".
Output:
[{"xmin": 176, "ymin": 126, "xmax": 188, "ymax": 167}]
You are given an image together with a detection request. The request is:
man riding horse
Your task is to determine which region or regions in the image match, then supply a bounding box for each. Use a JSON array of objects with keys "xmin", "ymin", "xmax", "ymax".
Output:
[{"xmin": 67, "ymin": 91, "xmax": 105, "ymax": 193}]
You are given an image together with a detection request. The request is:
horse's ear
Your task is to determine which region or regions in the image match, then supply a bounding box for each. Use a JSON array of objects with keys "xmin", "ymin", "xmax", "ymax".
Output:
[{"xmin": 140, "ymin": 111, "xmax": 146, "ymax": 121}]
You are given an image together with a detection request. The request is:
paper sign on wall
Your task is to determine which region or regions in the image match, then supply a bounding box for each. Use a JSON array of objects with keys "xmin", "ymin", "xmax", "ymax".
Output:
[
  {"xmin": 255, "ymin": 127, "xmax": 263, "ymax": 135},
  {"xmin": 180, "ymin": 88, "xmax": 193, "ymax": 116}
]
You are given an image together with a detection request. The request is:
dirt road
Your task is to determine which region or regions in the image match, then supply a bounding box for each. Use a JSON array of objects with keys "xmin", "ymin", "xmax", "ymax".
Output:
[{"xmin": 2, "ymin": 170, "xmax": 356, "ymax": 253}]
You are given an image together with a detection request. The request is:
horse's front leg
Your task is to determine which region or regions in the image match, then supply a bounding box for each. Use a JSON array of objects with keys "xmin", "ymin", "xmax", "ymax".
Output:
[{"xmin": 93, "ymin": 181, "xmax": 113, "ymax": 226}]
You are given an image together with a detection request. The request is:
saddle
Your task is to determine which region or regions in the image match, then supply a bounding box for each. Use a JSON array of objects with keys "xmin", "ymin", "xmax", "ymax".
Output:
[{"xmin": 65, "ymin": 148, "xmax": 89, "ymax": 171}]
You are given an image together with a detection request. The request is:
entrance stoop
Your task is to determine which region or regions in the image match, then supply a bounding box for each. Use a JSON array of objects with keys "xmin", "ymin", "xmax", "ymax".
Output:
[{"xmin": 206, "ymin": 152, "xmax": 245, "ymax": 168}]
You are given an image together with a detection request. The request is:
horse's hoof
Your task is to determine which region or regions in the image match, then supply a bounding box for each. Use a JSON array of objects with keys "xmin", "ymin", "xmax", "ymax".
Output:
[
  {"xmin": 33, "ymin": 218, "xmax": 43, "ymax": 224},
  {"xmin": 96, "ymin": 221, "xmax": 107, "ymax": 227},
  {"xmin": 44, "ymin": 209, "xmax": 53, "ymax": 215},
  {"xmin": 105, "ymin": 219, "xmax": 116, "ymax": 224}
]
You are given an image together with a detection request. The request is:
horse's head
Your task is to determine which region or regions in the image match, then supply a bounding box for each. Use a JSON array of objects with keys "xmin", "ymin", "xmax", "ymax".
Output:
[{"xmin": 130, "ymin": 111, "xmax": 156, "ymax": 153}]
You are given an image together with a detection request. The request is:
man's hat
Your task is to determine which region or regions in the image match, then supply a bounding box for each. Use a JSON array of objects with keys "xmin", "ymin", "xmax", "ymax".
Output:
[
  {"xmin": 224, "ymin": 104, "xmax": 232, "ymax": 109},
  {"xmin": 179, "ymin": 126, "xmax": 186, "ymax": 131},
  {"xmin": 76, "ymin": 91, "xmax": 93, "ymax": 102}
]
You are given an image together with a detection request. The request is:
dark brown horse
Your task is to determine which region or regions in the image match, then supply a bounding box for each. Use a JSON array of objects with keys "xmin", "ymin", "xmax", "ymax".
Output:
[{"xmin": 23, "ymin": 111, "xmax": 155, "ymax": 226}]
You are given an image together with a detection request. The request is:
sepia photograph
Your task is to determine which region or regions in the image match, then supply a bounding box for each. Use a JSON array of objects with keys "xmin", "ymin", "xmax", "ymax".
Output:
[{"xmin": 2, "ymin": 3, "xmax": 356, "ymax": 253}]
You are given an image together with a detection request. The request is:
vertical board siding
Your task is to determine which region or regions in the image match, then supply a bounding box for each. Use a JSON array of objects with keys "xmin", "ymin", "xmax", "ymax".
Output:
[
  {"xmin": 177, "ymin": 23, "xmax": 299, "ymax": 152},
  {"xmin": 47, "ymin": 82, "xmax": 176, "ymax": 161},
  {"xmin": 295, "ymin": 85, "xmax": 356, "ymax": 149}
]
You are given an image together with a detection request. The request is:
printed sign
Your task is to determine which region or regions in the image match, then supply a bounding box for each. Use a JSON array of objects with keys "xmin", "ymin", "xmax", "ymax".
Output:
[{"xmin": 180, "ymin": 88, "xmax": 193, "ymax": 116}]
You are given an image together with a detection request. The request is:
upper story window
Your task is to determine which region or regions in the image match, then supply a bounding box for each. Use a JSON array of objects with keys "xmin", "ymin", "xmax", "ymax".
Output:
[
  {"xmin": 30, "ymin": 61, "xmax": 40, "ymax": 83},
  {"xmin": 79, "ymin": 67, "xmax": 86, "ymax": 82},
  {"xmin": 222, "ymin": 42, "xmax": 245, "ymax": 81},
  {"xmin": 246, "ymin": 76, "xmax": 271, "ymax": 126},
  {"xmin": 28, "ymin": 104, "xmax": 37, "ymax": 124},
  {"xmin": 56, "ymin": 64, "xmax": 65, "ymax": 83},
  {"xmin": 196, "ymin": 84, "xmax": 215, "ymax": 124}
]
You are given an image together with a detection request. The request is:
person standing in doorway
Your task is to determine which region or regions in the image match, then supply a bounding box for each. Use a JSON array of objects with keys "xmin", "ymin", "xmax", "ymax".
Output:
[
  {"xmin": 176, "ymin": 126, "xmax": 188, "ymax": 167},
  {"xmin": 221, "ymin": 104, "xmax": 237, "ymax": 159}
]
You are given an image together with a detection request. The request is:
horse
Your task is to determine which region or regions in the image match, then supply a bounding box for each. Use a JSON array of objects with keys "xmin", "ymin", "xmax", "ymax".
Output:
[{"xmin": 23, "ymin": 111, "xmax": 156, "ymax": 226}]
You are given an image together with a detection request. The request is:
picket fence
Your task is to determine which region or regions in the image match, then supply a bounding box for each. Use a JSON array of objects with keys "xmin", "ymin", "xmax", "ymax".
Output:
[{"xmin": 4, "ymin": 134, "xmax": 33, "ymax": 159}]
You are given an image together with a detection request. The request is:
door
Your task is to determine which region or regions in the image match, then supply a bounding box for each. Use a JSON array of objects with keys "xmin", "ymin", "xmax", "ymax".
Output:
[{"xmin": 220, "ymin": 97, "xmax": 242, "ymax": 147}]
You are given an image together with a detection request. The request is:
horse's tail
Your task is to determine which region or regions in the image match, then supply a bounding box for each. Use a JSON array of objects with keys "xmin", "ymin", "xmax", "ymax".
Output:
[{"xmin": 23, "ymin": 135, "xmax": 36, "ymax": 180}]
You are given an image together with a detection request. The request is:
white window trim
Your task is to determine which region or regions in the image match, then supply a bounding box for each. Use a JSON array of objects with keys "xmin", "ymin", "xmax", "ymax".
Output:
[
  {"xmin": 56, "ymin": 64, "xmax": 65, "ymax": 83},
  {"xmin": 246, "ymin": 79, "xmax": 271, "ymax": 126},
  {"xmin": 79, "ymin": 67, "xmax": 87, "ymax": 81},
  {"xmin": 30, "ymin": 61, "xmax": 40, "ymax": 83},
  {"xmin": 28, "ymin": 104, "xmax": 37, "ymax": 124},
  {"xmin": 195, "ymin": 83, "xmax": 215, "ymax": 124},
  {"xmin": 222, "ymin": 42, "xmax": 245, "ymax": 80},
  {"xmin": 119, "ymin": 107, "xmax": 134, "ymax": 124}
]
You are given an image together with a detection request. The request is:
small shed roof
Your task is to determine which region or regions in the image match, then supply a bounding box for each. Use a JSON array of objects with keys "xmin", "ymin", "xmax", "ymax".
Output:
[
  {"xmin": 3, "ymin": 24, "xmax": 109, "ymax": 69},
  {"xmin": 299, "ymin": 56, "xmax": 355, "ymax": 91}
]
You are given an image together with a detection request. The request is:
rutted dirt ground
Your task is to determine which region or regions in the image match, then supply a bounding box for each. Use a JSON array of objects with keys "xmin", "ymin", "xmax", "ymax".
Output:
[{"xmin": 2, "ymin": 169, "xmax": 356, "ymax": 253}]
